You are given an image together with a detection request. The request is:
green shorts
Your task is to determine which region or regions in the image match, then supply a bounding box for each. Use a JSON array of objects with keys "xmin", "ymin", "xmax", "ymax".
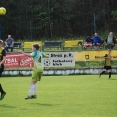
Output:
[
  {"xmin": 32, "ymin": 70, "xmax": 43, "ymax": 81},
  {"xmin": 32, "ymin": 66, "xmax": 44, "ymax": 81}
]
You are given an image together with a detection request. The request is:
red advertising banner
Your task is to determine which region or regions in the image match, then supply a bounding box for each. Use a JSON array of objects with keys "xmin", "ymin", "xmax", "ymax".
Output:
[{"xmin": 5, "ymin": 53, "xmax": 34, "ymax": 68}]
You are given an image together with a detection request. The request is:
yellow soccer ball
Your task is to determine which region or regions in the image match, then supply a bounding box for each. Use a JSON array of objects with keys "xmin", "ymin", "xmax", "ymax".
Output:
[{"xmin": 0, "ymin": 7, "xmax": 6, "ymax": 15}]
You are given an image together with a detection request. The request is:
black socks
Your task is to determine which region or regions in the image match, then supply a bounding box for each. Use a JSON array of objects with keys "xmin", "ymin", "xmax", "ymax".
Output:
[
  {"xmin": 100, "ymin": 71, "xmax": 105, "ymax": 75},
  {"xmin": 100, "ymin": 71, "xmax": 112, "ymax": 79},
  {"xmin": 109, "ymin": 72, "xmax": 111, "ymax": 78},
  {"xmin": 0, "ymin": 84, "xmax": 4, "ymax": 93}
]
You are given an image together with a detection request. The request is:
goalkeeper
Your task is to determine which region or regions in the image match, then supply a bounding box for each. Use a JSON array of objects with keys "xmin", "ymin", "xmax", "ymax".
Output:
[
  {"xmin": 99, "ymin": 49, "xmax": 112, "ymax": 79},
  {"xmin": 20, "ymin": 44, "xmax": 49, "ymax": 99}
]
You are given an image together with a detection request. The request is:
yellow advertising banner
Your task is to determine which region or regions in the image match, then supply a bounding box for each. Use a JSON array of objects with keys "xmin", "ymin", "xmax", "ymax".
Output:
[
  {"xmin": 75, "ymin": 51, "xmax": 89, "ymax": 61},
  {"xmin": 75, "ymin": 50, "xmax": 117, "ymax": 61}
]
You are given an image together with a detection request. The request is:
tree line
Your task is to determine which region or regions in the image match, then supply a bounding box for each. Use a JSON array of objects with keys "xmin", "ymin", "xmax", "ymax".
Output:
[{"xmin": 0, "ymin": 0, "xmax": 117, "ymax": 40}]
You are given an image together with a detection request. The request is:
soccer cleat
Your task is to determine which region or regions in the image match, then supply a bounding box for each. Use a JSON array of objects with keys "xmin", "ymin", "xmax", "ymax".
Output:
[
  {"xmin": 25, "ymin": 95, "xmax": 33, "ymax": 100},
  {"xmin": 32, "ymin": 95, "xmax": 37, "ymax": 99},
  {"xmin": 0, "ymin": 92, "xmax": 6, "ymax": 101}
]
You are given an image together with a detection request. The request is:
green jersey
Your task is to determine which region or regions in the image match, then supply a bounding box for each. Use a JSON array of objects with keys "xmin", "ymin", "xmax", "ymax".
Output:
[{"xmin": 30, "ymin": 51, "xmax": 44, "ymax": 72}]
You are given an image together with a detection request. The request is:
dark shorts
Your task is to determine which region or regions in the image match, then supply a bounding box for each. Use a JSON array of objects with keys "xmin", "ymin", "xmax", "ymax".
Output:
[
  {"xmin": 0, "ymin": 64, "xmax": 4, "ymax": 77},
  {"xmin": 104, "ymin": 66, "xmax": 112, "ymax": 70},
  {"xmin": 106, "ymin": 44, "xmax": 114, "ymax": 49}
]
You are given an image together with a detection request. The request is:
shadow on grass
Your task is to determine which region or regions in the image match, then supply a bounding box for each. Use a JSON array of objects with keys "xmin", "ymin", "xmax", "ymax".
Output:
[
  {"xmin": 0, "ymin": 104, "xmax": 16, "ymax": 108},
  {"xmin": 29, "ymin": 103, "xmax": 57, "ymax": 106},
  {"xmin": 110, "ymin": 79, "xmax": 117, "ymax": 80}
]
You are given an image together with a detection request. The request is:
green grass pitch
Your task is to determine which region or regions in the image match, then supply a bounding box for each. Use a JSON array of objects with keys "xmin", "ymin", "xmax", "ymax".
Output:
[{"xmin": 0, "ymin": 75, "xmax": 117, "ymax": 117}]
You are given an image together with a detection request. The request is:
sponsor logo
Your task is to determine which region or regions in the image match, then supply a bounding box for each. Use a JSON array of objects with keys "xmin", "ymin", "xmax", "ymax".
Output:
[
  {"xmin": 85, "ymin": 55, "xmax": 89, "ymax": 60},
  {"xmin": 44, "ymin": 59, "xmax": 51, "ymax": 66},
  {"xmin": 20, "ymin": 57, "xmax": 33, "ymax": 66},
  {"xmin": 5, "ymin": 58, "xmax": 18, "ymax": 64}
]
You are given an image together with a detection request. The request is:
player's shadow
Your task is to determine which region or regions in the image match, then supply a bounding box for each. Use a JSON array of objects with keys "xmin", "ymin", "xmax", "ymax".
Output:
[
  {"xmin": 0, "ymin": 104, "xmax": 16, "ymax": 108},
  {"xmin": 110, "ymin": 79, "xmax": 117, "ymax": 80},
  {"xmin": 29, "ymin": 103, "xmax": 55, "ymax": 106}
]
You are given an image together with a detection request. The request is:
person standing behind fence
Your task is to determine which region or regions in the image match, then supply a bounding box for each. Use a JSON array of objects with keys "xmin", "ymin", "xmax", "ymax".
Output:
[
  {"xmin": 105, "ymin": 32, "xmax": 116, "ymax": 49},
  {"xmin": 5, "ymin": 35, "xmax": 14, "ymax": 52}
]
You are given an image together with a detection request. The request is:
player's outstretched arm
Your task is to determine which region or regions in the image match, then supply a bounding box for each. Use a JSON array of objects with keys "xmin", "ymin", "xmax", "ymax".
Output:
[
  {"xmin": 43, "ymin": 54, "xmax": 49, "ymax": 58},
  {"xmin": 104, "ymin": 57, "xmax": 111, "ymax": 59},
  {"xmin": 104, "ymin": 54, "xmax": 111, "ymax": 59},
  {"xmin": 19, "ymin": 50, "xmax": 32, "ymax": 57}
]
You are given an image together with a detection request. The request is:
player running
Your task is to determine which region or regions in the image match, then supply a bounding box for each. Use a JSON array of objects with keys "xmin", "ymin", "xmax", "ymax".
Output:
[
  {"xmin": 20, "ymin": 44, "xmax": 49, "ymax": 99},
  {"xmin": 99, "ymin": 49, "xmax": 112, "ymax": 79},
  {"xmin": 0, "ymin": 40, "xmax": 6, "ymax": 101}
]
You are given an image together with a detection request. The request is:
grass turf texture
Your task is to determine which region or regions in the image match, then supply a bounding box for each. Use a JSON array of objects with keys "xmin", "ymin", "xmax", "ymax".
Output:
[{"xmin": 0, "ymin": 75, "xmax": 117, "ymax": 117}]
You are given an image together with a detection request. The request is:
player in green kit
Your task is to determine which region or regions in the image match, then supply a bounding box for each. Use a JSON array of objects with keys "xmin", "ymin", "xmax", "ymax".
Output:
[{"xmin": 20, "ymin": 44, "xmax": 49, "ymax": 99}]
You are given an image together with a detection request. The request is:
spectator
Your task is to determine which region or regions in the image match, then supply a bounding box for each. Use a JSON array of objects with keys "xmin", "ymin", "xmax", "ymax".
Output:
[
  {"xmin": 84, "ymin": 36, "xmax": 93, "ymax": 49},
  {"xmin": 92, "ymin": 33, "xmax": 101, "ymax": 49},
  {"xmin": 5, "ymin": 35, "xmax": 14, "ymax": 52},
  {"xmin": 105, "ymin": 32, "xmax": 116, "ymax": 49}
]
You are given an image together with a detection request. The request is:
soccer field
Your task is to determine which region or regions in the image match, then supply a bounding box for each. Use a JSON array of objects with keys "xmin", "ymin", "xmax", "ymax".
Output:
[{"xmin": 0, "ymin": 75, "xmax": 117, "ymax": 117}]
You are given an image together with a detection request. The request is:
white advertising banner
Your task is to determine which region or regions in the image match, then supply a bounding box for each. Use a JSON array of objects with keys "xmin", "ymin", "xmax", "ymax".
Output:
[{"xmin": 42, "ymin": 52, "xmax": 75, "ymax": 67}]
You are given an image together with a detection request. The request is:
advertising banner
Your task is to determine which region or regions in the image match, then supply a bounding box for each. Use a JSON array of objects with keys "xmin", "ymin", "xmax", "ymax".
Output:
[
  {"xmin": 89, "ymin": 50, "xmax": 117, "ymax": 61},
  {"xmin": 5, "ymin": 55, "xmax": 20, "ymax": 68},
  {"xmin": 5, "ymin": 54, "xmax": 34, "ymax": 68},
  {"xmin": 5, "ymin": 52, "xmax": 75, "ymax": 68},
  {"xmin": 75, "ymin": 50, "xmax": 117, "ymax": 61},
  {"xmin": 43, "ymin": 52, "xmax": 75, "ymax": 67},
  {"xmin": 4, "ymin": 50, "xmax": 117, "ymax": 68},
  {"xmin": 75, "ymin": 51, "xmax": 89, "ymax": 61},
  {"xmin": 19, "ymin": 55, "xmax": 34, "ymax": 67}
]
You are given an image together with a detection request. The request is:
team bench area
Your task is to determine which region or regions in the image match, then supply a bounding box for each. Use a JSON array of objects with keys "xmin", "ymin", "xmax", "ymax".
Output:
[
  {"xmin": 9, "ymin": 38, "xmax": 117, "ymax": 52},
  {"xmin": 4, "ymin": 42, "xmax": 22, "ymax": 49},
  {"xmin": 63, "ymin": 40, "xmax": 83, "ymax": 50},
  {"xmin": 14, "ymin": 42, "xmax": 22, "ymax": 49},
  {"xmin": 42, "ymin": 41, "xmax": 63, "ymax": 51},
  {"xmin": 22, "ymin": 42, "xmax": 42, "ymax": 51}
]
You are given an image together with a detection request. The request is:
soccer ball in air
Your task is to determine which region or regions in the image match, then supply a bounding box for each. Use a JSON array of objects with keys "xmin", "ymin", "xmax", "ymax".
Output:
[{"xmin": 0, "ymin": 7, "xmax": 6, "ymax": 15}]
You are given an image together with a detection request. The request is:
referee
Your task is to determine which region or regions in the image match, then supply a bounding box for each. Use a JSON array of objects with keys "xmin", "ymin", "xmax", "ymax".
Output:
[
  {"xmin": 0, "ymin": 40, "xmax": 6, "ymax": 100},
  {"xmin": 99, "ymin": 49, "xmax": 112, "ymax": 79}
]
